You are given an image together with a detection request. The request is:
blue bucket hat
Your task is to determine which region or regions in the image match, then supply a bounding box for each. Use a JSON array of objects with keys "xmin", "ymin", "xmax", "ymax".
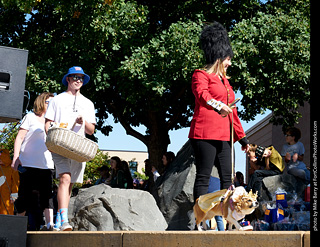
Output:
[{"xmin": 62, "ymin": 66, "xmax": 90, "ymax": 86}]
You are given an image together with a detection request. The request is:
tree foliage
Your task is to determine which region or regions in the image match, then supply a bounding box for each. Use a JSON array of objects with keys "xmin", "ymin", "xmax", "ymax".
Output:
[
  {"xmin": 81, "ymin": 150, "xmax": 109, "ymax": 187},
  {"xmin": 0, "ymin": 0, "xmax": 310, "ymax": 169},
  {"xmin": 0, "ymin": 122, "xmax": 20, "ymax": 157},
  {"xmin": 230, "ymin": 0, "xmax": 310, "ymax": 128}
]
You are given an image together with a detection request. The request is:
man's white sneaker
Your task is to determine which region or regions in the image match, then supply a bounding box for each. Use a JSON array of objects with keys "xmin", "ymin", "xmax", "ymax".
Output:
[{"xmin": 60, "ymin": 222, "xmax": 72, "ymax": 231}]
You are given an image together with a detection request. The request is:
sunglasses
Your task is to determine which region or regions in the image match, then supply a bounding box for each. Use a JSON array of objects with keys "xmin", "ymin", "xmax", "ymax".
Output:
[
  {"xmin": 285, "ymin": 134, "xmax": 293, "ymax": 137},
  {"xmin": 69, "ymin": 75, "xmax": 84, "ymax": 82}
]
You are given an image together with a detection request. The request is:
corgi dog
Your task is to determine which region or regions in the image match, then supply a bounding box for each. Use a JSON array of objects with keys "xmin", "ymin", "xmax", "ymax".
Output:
[{"xmin": 193, "ymin": 186, "xmax": 258, "ymax": 231}]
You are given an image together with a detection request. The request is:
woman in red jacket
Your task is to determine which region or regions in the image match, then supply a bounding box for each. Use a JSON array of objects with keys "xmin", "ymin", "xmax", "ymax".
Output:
[{"xmin": 189, "ymin": 22, "xmax": 249, "ymax": 201}]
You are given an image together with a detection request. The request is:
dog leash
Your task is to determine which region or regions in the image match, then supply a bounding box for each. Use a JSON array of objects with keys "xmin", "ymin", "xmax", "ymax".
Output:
[
  {"xmin": 220, "ymin": 112, "xmax": 235, "ymax": 204},
  {"xmin": 231, "ymin": 113, "xmax": 234, "ymax": 185}
]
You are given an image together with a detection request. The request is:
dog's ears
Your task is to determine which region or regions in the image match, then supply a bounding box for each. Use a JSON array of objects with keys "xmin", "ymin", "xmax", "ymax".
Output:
[{"xmin": 248, "ymin": 190, "xmax": 258, "ymax": 200}]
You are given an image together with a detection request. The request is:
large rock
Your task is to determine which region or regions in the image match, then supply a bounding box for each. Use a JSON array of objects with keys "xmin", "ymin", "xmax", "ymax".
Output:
[
  {"xmin": 68, "ymin": 184, "xmax": 168, "ymax": 231},
  {"xmin": 261, "ymin": 173, "xmax": 307, "ymax": 201},
  {"xmin": 156, "ymin": 140, "xmax": 196, "ymax": 230}
]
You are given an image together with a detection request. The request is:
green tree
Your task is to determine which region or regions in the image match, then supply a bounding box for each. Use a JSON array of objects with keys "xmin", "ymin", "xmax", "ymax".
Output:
[
  {"xmin": 1, "ymin": 0, "xmax": 204, "ymax": 169},
  {"xmin": 80, "ymin": 150, "xmax": 109, "ymax": 187},
  {"xmin": 0, "ymin": 122, "xmax": 20, "ymax": 157},
  {"xmin": 107, "ymin": 19, "xmax": 204, "ymax": 170},
  {"xmin": 0, "ymin": 0, "xmax": 310, "ymax": 171},
  {"xmin": 230, "ymin": 0, "xmax": 310, "ymax": 129}
]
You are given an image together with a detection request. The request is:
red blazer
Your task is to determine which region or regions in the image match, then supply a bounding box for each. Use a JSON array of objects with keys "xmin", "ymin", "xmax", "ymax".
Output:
[{"xmin": 188, "ymin": 69, "xmax": 246, "ymax": 143}]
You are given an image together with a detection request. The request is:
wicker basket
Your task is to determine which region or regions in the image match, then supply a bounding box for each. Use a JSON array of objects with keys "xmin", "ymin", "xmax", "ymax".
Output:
[{"xmin": 46, "ymin": 124, "xmax": 98, "ymax": 163}]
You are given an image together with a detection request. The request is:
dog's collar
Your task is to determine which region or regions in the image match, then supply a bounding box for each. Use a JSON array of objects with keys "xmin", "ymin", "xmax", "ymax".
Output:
[
  {"xmin": 220, "ymin": 198, "xmax": 235, "ymax": 215},
  {"xmin": 229, "ymin": 199, "xmax": 235, "ymax": 211}
]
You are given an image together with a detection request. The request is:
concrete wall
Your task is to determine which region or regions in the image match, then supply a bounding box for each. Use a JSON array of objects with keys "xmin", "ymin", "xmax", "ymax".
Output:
[
  {"xmin": 26, "ymin": 231, "xmax": 310, "ymax": 247},
  {"xmin": 101, "ymin": 150, "xmax": 148, "ymax": 174}
]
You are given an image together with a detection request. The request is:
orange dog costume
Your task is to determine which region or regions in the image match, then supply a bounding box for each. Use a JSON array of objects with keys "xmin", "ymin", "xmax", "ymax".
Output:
[{"xmin": 0, "ymin": 149, "xmax": 19, "ymax": 215}]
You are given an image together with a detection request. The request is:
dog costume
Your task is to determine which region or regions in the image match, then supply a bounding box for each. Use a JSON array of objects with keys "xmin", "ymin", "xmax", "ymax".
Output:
[{"xmin": 0, "ymin": 149, "xmax": 19, "ymax": 215}]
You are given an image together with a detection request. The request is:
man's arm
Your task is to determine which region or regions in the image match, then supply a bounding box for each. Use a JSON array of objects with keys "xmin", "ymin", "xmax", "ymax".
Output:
[{"xmin": 45, "ymin": 119, "xmax": 53, "ymax": 134}]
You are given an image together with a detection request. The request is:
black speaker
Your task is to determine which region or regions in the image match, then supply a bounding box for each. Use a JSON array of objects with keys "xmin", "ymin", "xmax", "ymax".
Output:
[
  {"xmin": 0, "ymin": 46, "xmax": 28, "ymax": 123},
  {"xmin": 0, "ymin": 215, "xmax": 28, "ymax": 247}
]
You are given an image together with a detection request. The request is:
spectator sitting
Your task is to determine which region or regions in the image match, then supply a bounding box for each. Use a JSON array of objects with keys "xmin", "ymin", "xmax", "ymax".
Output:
[
  {"xmin": 156, "ymin": 151, "xmax": 176, "ymax": 186},
  {"xmin": 246, "ymin": 144, "xmax": 285, "ymax": 200},
  {"xmin": 110, "ymin": 156, "xmax": 126, "ymax": 189},
  {"xmin": 95, "ymin": 165, "xmax": 110, "ymax": 185},
  {"xmin": 281, "ymin": 127, "xmax": 310, "ymax": 184},
  {"xmin": 161, "ymin": 151, "xmax": 175, "ymax": 176}
]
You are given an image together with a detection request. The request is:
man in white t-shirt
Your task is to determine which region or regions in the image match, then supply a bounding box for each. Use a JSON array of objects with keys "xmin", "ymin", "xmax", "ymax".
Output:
[{"xmin": 45, "ymin": 66, "xmax": 96, "ymax": 231}]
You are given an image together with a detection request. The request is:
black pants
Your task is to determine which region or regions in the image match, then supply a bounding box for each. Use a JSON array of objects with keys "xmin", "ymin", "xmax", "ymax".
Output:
[
  {"xmin": 191, "ymin": 139, "xmax": 232, "ymax": 201},
  {"xmin": 246, "ymin": 168, "xmax": 281, "ymax": 196},
  {"xmin": 15, "ymin": 167, "xmax": 54, "ymax": 213}
]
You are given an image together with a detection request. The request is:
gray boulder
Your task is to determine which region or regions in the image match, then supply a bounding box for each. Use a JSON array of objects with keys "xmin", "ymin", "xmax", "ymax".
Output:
[
  {"xmin": 261, "ymin": 173, "xmax": 307, "ymax": 201},
  {"xmin": 156, "ymin": 140, "xmax": 196, "ymax": 230},
  {"xmin": 68, "ymin": 184, "xmax": 168, "ymax": 231}
]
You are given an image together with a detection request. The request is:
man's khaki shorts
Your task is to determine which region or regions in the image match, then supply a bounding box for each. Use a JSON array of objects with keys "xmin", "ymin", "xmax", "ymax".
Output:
[{"xmin": 52, "ymin": 153, "xmax": 86, "ymax": 183}]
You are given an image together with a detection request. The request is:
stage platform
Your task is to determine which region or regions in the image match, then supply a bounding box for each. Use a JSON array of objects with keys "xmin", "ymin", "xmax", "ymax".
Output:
[{"xmin": 27, "ymin": 231, "xmax": 310, "ymax": 247}]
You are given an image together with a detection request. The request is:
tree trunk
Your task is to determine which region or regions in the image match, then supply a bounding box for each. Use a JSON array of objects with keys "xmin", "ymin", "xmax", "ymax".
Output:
[
  {"xmin": 110, "ymin": 103, "xmax": 170, "ymax": 174},
  {"xmin": 145, "ymin": 111, "xmax": 170, "ymax": 174},
  {"xmin": 146, "ymin": 131, "xmax": 170, "ymax": 175}
]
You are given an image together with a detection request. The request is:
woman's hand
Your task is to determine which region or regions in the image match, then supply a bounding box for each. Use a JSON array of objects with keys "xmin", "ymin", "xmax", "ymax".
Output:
[
  {"xmin": 11, "ymin": 157, "xmax": 21, "ymax": 171},
  {"xmin": 241, "ymin": 144, "xmax": 250, "ymax": 153},
  {"xmin": 220, "ymin": 105, "xmax": 233, "ymax": 117}
]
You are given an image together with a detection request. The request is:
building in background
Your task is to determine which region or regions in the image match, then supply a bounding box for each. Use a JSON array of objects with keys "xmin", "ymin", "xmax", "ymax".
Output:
[
  {"xmin": 101, "ymin": 150, "xmax": 148, "ymax": 177},
  {"xmin": 245, "ymin": 102, "xmax": 310, "ymax": 183}
]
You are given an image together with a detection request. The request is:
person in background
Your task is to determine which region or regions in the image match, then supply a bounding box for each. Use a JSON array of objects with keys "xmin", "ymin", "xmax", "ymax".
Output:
[
  {"xmin": 206, "ymin": 167, "xmax": 225, "ymax": 231},
  {"xmin": 246, "ymin": 144, "xmax": 284, "ymax": 200},
  {"xmin": 281, "ymin": 127, "xmax": 310, "ymax": 184},
  {"xmin": 152, "ymin": 165, "xmax": 160, "ymax": 182},
  {"xmin": 234, "ymin": 171, "xmax": 246, "ymax": 188},
  {"xmin": 161, "ymin": 151, "xmax": 175, "ymax": 176},
  {"xmin": 141, "ymin": 159, "xmax": 155, "ymax": 192},
  {"xmin": 11, "ymin": 92, "xmax": 55, "ymax": 230},
  {"xmin": 156, "ymin": 151, "xmax": 176, "ymax": 186},
  {"xmin": 95, "ymin": 165, "xmax": 110, "ymax": 185},
  {"xmin": 0, "ymin": 149, "xmax": 19, "ymax": 215},
  {"xmin": 109, "ymin": 156, "xmax": 126, "ymax": 189},
  {"xmin": 45, "ymin": 66, "xmax": 96, "ymax": 231},
  {"xmin": 122, "ymin": 160, "xmax": 133, "ymax": 189}
]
